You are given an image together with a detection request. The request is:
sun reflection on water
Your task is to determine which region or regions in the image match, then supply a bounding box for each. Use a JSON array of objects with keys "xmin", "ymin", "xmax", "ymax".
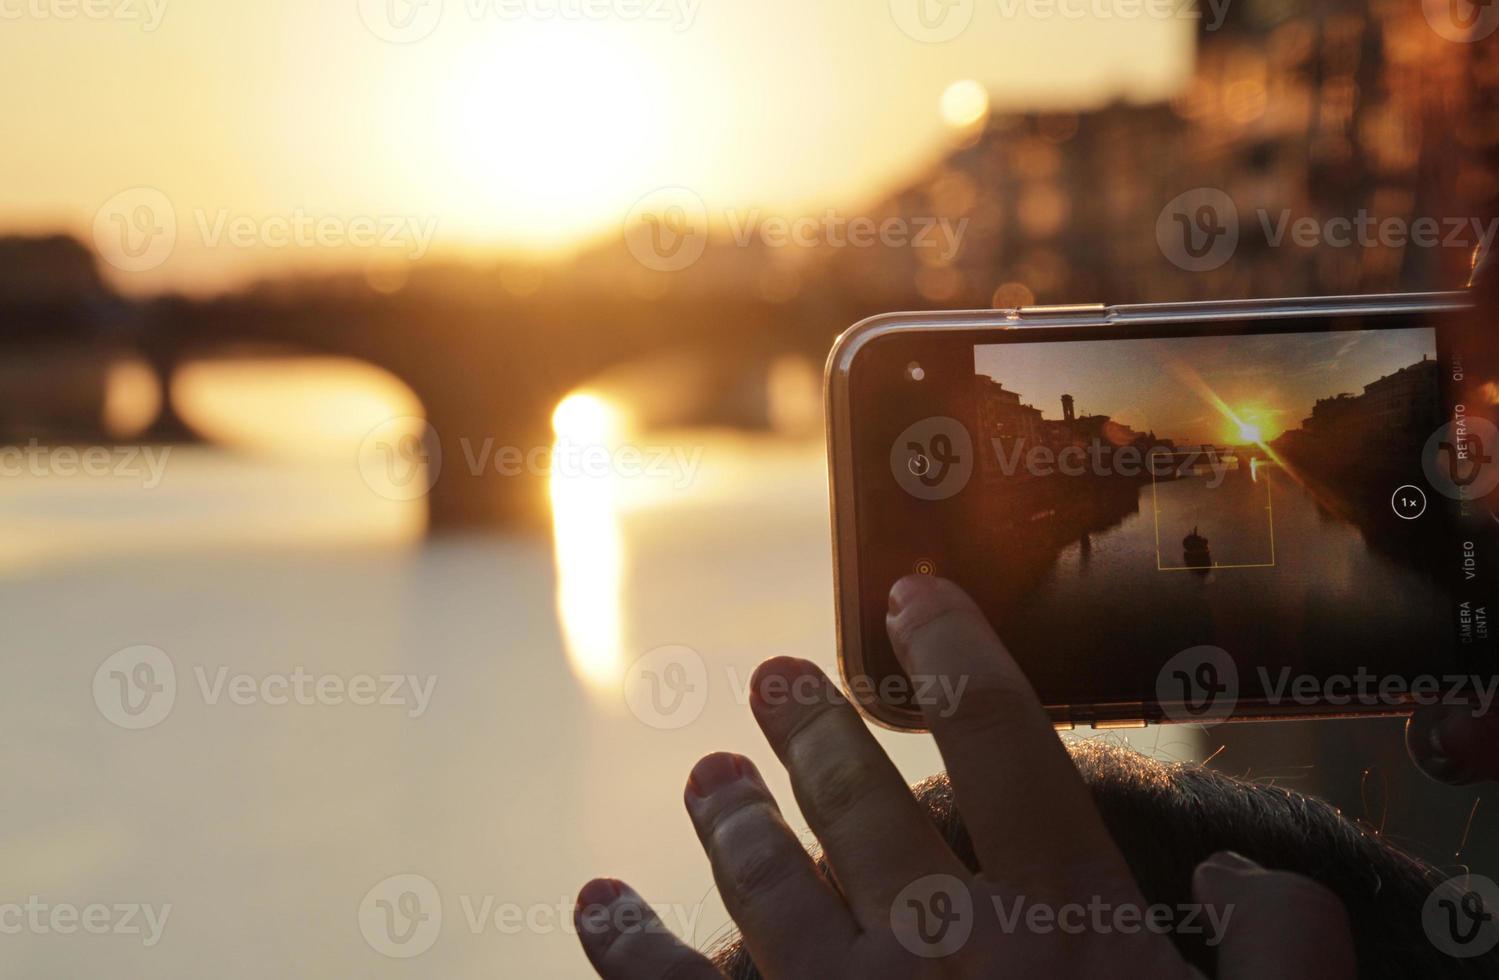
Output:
[{"xmin": 549, "ymin": 392, "xmax": 628, "ymax": 692}]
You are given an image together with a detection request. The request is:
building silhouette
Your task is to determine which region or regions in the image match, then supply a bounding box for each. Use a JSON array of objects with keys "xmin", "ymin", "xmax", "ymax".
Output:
[
  {"xmin": 842, "ymin": 0, "xmax": 1497, "ymax": 310},
  {"xmin": 969, "ymin": 375, "xmax": 1178, "ymax": 486},
  {"xmin": 1276, "ymin": 355, "xmax": 1442, "ymax": 461}
]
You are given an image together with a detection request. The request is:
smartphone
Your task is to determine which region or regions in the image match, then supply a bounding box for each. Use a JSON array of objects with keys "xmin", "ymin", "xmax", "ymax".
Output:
[{"xmin": 826, "ymin": 292, "xmax": 1498, "ymax": 731}]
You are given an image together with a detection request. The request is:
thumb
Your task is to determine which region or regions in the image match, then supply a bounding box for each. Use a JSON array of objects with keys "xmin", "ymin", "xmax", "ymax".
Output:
[
  {"xmin": 1191, "ymin": 851, "xmax": 1356, "ymax": 980},
  {"xmin": 1406, "ymin": 703, "xmax": 1499, "ymax": 785}
]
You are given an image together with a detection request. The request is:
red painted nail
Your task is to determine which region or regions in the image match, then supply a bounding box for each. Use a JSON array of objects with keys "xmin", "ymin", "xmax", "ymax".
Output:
[
  {"xmin": 576, "ymin": 878, "xmax": 623, "ymax": 912},
  {"xmin": 687, "ymin": 752, "xmax": 743, "ymax": 798}
]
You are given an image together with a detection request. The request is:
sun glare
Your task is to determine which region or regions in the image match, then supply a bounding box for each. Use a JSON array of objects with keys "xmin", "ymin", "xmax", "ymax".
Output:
[
  {"xmin": 552, "ymin": 391, "xmax": 622, "ymax": 445},
  {"xmin": 1226, "ymin": 406, "xmax": 1278, "ymax": 446},
  {"xmin": 941, "ymin": 80, "xmax": 991, "ymax": 129},
  {"xmin": 405, "ymin": 28, "xmax": 671, "ymax": 249},
  {"xmin": 550, "ymin": 392, "xmax": 630, "ymax": 691}
]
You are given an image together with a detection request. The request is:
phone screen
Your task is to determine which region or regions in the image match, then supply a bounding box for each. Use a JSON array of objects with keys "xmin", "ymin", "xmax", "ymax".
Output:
[{"xmin": 850, "ymin": 306, "xmax": 1497, "ymax": 722}]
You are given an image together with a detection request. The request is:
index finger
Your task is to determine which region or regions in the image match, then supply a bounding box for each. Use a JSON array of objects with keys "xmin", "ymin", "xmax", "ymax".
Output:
[{"xmin": 885, "ymin": 574, "xmax": 1133, "ymax": 893}]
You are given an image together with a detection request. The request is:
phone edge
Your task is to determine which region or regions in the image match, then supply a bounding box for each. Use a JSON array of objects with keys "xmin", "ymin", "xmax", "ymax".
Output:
[{"xmin": 825, "ymin": 290, "xmax": 1474, "ymax": 733}]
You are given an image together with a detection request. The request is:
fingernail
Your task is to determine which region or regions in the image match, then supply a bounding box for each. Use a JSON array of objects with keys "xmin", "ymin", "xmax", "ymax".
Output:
[
  {"xmin": 889, "ymin": 574, "xmax": 938, "ymax": 615},
  {"xmin": 576, "ymin": 878, "xmax": 622, "ymax": 912},
  {"xmin": 686, "ymin": 752, "xmax": 743, "ymax": 799},
  {"xmin": 1192, "ymin": 852, "xmax": 1272, "ymax": 915},
  {"xmin": 1433, "ymin": 710, "xmax": 1493, "ymax": 784},
  {"xmin": 1198, "ymin": 850, "xmax": 1262, "ymax": 876},
  {"xmin": 749, "ymin": 656, "xmax": 820, "ymax": 710},
  {"xmin": 1407, "ymin": 709, "xmax": 1478, "ymax": 785}
]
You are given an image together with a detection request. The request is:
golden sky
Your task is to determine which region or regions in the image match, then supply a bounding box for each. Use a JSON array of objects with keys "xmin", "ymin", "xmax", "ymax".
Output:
[{"xmin": 1, "ymin": 0, "xmax": 1194, "ymax": 293}]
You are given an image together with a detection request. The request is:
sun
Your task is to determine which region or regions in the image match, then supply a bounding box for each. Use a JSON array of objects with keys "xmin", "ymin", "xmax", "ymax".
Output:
[
  {"xmin": 1223, "ymin": 404, "xmax": 1275, "ymax": 445},
  {"xmin": 940, "ymin": 79, "xmax": 990, "ymax": 129},
  {"xmin": 390, "ymin": 27, "xmax": 673, "ymax": 251}
]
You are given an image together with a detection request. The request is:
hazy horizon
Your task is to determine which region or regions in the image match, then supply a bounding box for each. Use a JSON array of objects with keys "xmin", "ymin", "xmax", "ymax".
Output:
[{"xmin": 0, "ymin": 0, "xmax": 1193, "ymax": 294}]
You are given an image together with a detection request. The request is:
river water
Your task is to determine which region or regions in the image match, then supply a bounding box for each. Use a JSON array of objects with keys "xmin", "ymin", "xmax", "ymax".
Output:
[
  {"xmin": 0, "ymin": 362, "xmax": 1484, "ymax": 977},
  {"xmin": 1006, "ymin": 462, "xmax": 1450, "ymax": 703}
]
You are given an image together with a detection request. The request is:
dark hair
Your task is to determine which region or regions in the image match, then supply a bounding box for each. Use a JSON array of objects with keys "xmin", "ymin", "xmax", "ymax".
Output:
[{"xmin": 709, "ymin": 739, "xmax": 1499, "ymax": 979}]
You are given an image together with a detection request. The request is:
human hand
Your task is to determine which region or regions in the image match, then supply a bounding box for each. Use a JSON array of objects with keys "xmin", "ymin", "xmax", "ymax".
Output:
[
  {"xmin": 574, "ymin": 575, "xmax": 1356, "ymax": 978},
  {"xmin": 1407, "ymin": 244, "xmax": 1499, "ymax": 786},
  {"xmin": 1406, "ymin": 704, "xmax": 1499, "ymax": 784}
]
